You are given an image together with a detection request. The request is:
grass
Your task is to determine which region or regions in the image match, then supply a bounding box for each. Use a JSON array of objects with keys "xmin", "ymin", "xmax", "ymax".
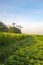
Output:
[{"xmin": 0, "ymin": 32, "xmax": 43, "ymax": 65}]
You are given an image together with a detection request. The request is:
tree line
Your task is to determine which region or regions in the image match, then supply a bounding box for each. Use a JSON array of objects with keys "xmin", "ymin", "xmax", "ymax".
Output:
[{"xmin": 0, "ymin": 21, "xmax": 22, "ymax": 33}]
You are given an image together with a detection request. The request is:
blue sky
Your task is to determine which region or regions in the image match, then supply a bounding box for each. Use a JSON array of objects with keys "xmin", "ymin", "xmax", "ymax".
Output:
[{"xmin": 0, "ymin": 0, "xmax": 43, "ymax": 34}]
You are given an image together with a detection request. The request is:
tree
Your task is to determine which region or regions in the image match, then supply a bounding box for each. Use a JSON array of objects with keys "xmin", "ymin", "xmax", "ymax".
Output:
[
  {"xmin": 16, "ymin": 25, "xmax": 22, "ymax": 32},
  {"xmin": 0, "ymin": 22, "xmax": 22, "ymax": 33},
  {"xmin": 8, "ymin": 26, "xmax": 21, "ymax": 33},
  {"xmin": 12, "ymin": 23, "xmax": 16, "ymax": 27},
  {"xmin": 0, "ymin": 22, "xmax": 8, "ymax": 32}
]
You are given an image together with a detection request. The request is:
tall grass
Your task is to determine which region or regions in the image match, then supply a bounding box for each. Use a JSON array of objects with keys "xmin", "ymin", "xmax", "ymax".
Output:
[
  {"xmin": 0, "ymin": 32, "xmax": 29, "ymax": 46},
  {"xmin": 0, "ymin": 32, "xmax": 43, "ymax": 65}
]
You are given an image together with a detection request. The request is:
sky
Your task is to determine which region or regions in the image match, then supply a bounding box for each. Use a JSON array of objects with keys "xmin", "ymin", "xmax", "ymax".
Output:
[{"xmin": 0, "ymin": 0, "xmax": 43, "ymax": 34}]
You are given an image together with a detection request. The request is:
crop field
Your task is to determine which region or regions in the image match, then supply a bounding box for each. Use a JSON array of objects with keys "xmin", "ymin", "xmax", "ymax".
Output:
[{"xmin": 0, "ymin": 32, "xmax": 43, "ymax": 65}]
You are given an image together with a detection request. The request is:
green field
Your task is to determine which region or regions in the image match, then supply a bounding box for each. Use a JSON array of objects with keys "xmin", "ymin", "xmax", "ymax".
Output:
[{"xmin": 0, "ymin": 32, "xmax": 43, "ymax": 65}]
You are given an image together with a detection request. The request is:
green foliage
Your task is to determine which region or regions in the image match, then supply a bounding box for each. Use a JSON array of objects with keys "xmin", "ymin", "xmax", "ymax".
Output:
[
  {"xmin": 0, "ymin": 22, "xmax": 8, "ymax": 32},
  {"xmin": 6, "ymin": 55, "xmax": 28, "ymax": 65},
  {"xmin": 8, "ymin": 26, "xmax": 21, "ymax": 33},
  {"xmin": 0, "ymin": 32, "xmax": 43, "ymax": 65},
  {"xmin": 0, "ymin": 22, "xmax": 21, "ymax": 33},
  {"xmin": 0, "ymin": 32, "xmax": 29, "ymax": 46}
]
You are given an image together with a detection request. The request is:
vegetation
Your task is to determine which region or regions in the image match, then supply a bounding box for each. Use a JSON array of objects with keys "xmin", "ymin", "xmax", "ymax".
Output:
[
  {"xmin": 0, "ymin": 22, "xmax": 8, "ymax": 32},
  {"xmin": 0, "ymin": 22, "xmax": 22, "ymax": 33},
  {"xmin": 0, "ymin": 32, "xmax": 43, "ymax": 65}
]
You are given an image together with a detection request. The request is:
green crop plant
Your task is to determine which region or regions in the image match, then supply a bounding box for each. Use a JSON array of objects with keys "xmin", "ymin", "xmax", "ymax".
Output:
[{"xmin": 0, "ymin": 32, "xmax": 43, "ymax": 65}]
